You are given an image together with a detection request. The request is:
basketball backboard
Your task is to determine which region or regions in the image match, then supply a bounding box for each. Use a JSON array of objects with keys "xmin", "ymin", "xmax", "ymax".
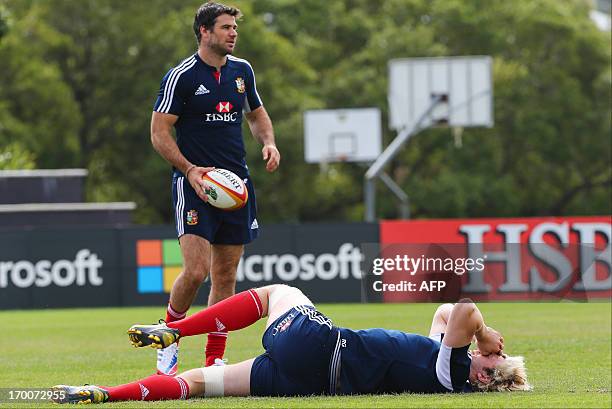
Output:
[
  {"xmin": 304, "ymin": 108, "xmax": 382, "ymax": 163},
  {"xmin": 388, "ymin": 56, "xmax": 493, "ymax": 131}
]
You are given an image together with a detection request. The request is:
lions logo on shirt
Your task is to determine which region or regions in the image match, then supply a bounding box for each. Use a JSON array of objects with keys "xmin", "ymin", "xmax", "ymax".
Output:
[
  {"xmin": 235, "ymin": 77, "xmax": 245, "ymax": 93},
  {"xmin": 186, "ymin": 210, "xmax": 199, "ymax": 225}
]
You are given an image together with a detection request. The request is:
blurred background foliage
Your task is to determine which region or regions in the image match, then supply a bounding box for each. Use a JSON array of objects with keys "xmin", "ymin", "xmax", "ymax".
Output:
[{"xmin": 0, "ymin": 0, "xmax": 610, "ymax": 223}]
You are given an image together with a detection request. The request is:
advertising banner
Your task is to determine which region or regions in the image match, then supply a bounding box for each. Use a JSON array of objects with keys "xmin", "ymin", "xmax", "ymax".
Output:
[
  {"xmin": 0, "ymin": 227, "xmax": 121, "ymax": 309},
  {"xmin": 1, "ymin": 217, "xmax": 609, "ymax": 309},
  {"xmin": 375, "ymin": 216, "xmax": 611, "ymax": 302},
  {"xmin": 1, "ymin": 223, "xmax": 378, "ymax": 309},
  {"xmin": 123, "ymin": 223, "xmax": 378, "ymax": 306}
]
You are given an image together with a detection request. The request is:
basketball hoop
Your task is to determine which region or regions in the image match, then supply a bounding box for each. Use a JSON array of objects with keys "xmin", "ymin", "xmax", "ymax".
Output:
[
  {"xmin": 304, "ymin": 108, "xmax": 382, "ymax": 164},
  {"xmin": 389, "ymin": 56, "xmax": 493, "ymax": 131},
  {"xmin": 365, "ymin": 56, "xmax": 493, "ymax": 222}
]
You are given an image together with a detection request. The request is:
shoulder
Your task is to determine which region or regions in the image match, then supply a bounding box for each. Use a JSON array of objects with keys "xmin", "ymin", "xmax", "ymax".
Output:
[
  {"xmin": 162, "ymin": 54, "xmax": 198, "ymax": 81},
  {"xmin": 227, "ymin": 55, "xmax": 256, "ymax": 74},
  {"xmin": 172, "ymin": 54, "xmax": 198, "ymax": 71},
  {"xmin": 436, "ymin": 343, "xmax": 471, "ymax": 392}
]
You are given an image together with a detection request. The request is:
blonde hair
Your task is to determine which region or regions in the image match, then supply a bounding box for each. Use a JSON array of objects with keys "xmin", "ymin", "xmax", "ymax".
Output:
[{"xmin": 473, "ymin": 355, "xmax": 532, "ymax": 392}]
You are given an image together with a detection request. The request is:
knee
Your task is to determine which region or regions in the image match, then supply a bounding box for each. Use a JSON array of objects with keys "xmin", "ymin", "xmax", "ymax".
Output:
[
  {"xmin": 211, "ymin": 271, "xmax": 236, "ymax": 289},
  {"xmin": 212, "ymin": 259, "xmax": 240, "ymax": 277},
  {"xmin": 210, "ymin": 262, "xmax": 239, "ymax": 289},
  {"xmin": 436, "ymin": 303, "xmax": 454, "ymax": 313},
  {"xmin": 209, "ymin": 274, "xmax": 237, "ymax": 301},
  {"xmin": 434, "ymin": 303, "xmax": 454, "ymax": 318},
  {"xmin": 269, "ymin": 284, "xmax": 294, "ymax": 293},
  {"xmin": 264, "ymin": 284, "xmax": 297, "ymax": 300},
  {"xmin": 181, "ymin": 268, "xmax": 208, "ymax": 286},
  {"xmin": 177, "ymin": 368, "xmax": 204, "ymax": 397},
  {"xmin": 182, "ymin": 255, "xmax": 210, "ymax": 283},
  {"xmin": 267, "ymin": 284, "xmax": 306, "ymax": 306}
]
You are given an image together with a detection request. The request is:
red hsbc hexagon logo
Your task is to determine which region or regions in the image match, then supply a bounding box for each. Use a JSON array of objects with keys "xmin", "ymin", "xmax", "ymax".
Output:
[{"xmin": 216, "ymin": 102, "xmax": 233, "ymax": 113}]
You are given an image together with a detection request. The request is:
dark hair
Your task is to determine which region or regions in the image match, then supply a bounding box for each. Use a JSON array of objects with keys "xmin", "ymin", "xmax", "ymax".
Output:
[{"xmin": 193, "ymin": 2, "xmax": 242, "ymax": 44}]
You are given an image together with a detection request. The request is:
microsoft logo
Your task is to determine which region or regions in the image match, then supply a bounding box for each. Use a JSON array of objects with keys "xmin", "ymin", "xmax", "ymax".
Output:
[{"xmin": 136, "ymin": 239, "xmax": 182, "ymax": 293}]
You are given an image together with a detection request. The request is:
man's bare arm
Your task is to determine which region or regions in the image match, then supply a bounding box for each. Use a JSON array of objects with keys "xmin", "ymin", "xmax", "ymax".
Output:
[
  {"xmin": 442, "ymin": 299, "xmax": 504, "ymax": 355},
  {"xmin": 151, "ymin": 111, "xmax": 191, "ymax": 174},
  {"xmin": 245, "ymin": 106, "xmax": 280, "ymax": 172},
  {"xmin": 150, "ymin": 111, "xmax": 212, "ymax": 201},
  {"xmin": 429, "ymin": 303, "xmax": 454, "ymax": 336}
]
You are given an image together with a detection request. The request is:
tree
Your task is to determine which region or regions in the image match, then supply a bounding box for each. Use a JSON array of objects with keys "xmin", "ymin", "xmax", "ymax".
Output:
[
  {"xmin": 0, "ymin": 141, "xmax": 36, "ymax": 169},
  {"xmin": 256, "ymin": 0, "xmax": 611, "ymax": 219},
  {"xmin": 0, "ymin": 0, "xmax": 609, "ymax": 222},
  {"xmin": 0, "ymin": 1, "xmax": 81, "ymax": 169}
]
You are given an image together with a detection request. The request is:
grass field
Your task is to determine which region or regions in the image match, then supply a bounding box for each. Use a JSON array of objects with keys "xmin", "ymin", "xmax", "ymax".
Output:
[{"xmin": 1, "ymin": 302, "xmax": 610, "ymax": 408}]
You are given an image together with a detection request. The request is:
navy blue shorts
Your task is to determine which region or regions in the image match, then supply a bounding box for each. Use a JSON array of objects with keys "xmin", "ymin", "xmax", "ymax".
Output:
[
  {"xmin": 171, "ymin": 171, "xmax": 258, "ymax": 245},
  {"xmin": 250, "ymin": 306, "xmax": 341, "ymax": 396}
]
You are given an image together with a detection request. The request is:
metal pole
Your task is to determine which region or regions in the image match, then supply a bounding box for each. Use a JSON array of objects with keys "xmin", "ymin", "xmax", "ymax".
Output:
[
  {"xmin": 364, "ymin": 95, "xmax": 444, "ymax": 221},
  {"xmin": 379, "ymin": 172, "xmax": 409, "ymax": 219},
  {"xmin": 365, "ymin": 94, "xmax": 444, "ymax": 181},
  {"xmin": 364, "ymin": 178, "xmax": 376, "ymax": 222}
]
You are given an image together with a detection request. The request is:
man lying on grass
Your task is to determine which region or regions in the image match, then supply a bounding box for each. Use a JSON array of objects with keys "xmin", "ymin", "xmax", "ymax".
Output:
[{"xmin": 53, "ymin": 284, "xmax": 530, "ymax": 403}]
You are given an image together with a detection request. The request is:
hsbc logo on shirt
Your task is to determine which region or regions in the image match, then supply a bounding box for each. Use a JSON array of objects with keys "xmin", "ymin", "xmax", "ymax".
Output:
[
  {"xmin": 216, "ymin": 102, "xmax": 233, "ymax": 112},
  {"xmin": 205, "ymin": 101, "xmax": 238, "ymax": 122}
]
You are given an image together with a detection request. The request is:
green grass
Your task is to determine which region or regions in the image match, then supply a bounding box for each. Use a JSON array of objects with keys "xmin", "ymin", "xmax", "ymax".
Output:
[{"xmin": 1, "ymin": 302, "xmax": 610, "ymax": 408}]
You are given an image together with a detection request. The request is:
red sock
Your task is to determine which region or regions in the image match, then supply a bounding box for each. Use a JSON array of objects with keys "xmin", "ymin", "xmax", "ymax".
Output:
[
  {"xmin": 165, "ymin": 303, "xmax": 187, "ymax": 324},
  {"xmin": 205, "ymin": 332, "xmax": 228, "ymax": 366},
  {"xmin": 106, "ymin": 375, "xmax": 189, "ymax": 401},
  {"xmin": 167, "ymin": 289, "xmax": 263, "ymax": 337}
]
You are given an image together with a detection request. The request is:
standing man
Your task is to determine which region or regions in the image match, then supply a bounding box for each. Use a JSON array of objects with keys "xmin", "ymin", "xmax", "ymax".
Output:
[{"xmin": 150, "ymin": 1, "xmax": 280, "ymax": 376}]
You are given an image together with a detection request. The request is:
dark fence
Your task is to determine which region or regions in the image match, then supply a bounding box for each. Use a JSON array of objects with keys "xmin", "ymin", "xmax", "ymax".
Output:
[
  {"xmin": 0, "ymin": 223, "xmax": 378, "ymax": 309},
  {"xmin": 1, "ymin": 217, "xmax": 610, "ymax": 309},
  {"xmin": 0, "ymin": 169, "xmax": 87, "ymax": 204}
]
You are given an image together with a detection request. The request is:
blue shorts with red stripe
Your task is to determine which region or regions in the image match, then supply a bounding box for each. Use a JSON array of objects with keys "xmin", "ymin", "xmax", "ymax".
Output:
[
  {"xmin": 250, "ymin": 306, "xmax": 341, "ymax": 396},
  {"xmin": 171, "ymin": 171, "xmax": 258, "ymax": 244}
]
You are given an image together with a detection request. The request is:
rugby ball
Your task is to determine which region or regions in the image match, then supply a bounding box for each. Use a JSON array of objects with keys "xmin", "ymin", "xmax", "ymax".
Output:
[{"xmin": 202, "ymin": 169, "xmax": 248, "ymax": 210}]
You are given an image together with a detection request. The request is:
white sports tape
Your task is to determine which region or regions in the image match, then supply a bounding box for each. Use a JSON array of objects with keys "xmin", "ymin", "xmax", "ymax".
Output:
[
  {"xmin": 268, "ymin": 285, "xmax": 313, "ymax": 311},
  {"xmin": 201, "ymin": 365, "xmax": 225, "ymax": 397}
]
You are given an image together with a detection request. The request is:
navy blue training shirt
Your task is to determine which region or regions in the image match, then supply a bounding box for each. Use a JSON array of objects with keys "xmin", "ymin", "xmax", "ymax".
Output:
[
  {"xmin": 337, "ymin": 328, "xmax": 473, "ymax": 394},
  {"xmin": 154, "ymin": 53, "xmax": 262, "ymax": 179}
]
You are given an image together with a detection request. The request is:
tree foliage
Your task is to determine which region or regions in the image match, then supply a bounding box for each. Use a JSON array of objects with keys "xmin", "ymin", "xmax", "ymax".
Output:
[{"xmin": 0, "ymin": 0, "xmax": 609, "ymax": 221}]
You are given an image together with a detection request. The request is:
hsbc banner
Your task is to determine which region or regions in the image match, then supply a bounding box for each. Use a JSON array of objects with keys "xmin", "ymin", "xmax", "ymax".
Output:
[
  {"xmin": 372, "ymin": 216, "xmax": 611, "ymax": 302},
  {"xmin": 0, "ymin": 227, "xmax": 121, "ymax": 309}
]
